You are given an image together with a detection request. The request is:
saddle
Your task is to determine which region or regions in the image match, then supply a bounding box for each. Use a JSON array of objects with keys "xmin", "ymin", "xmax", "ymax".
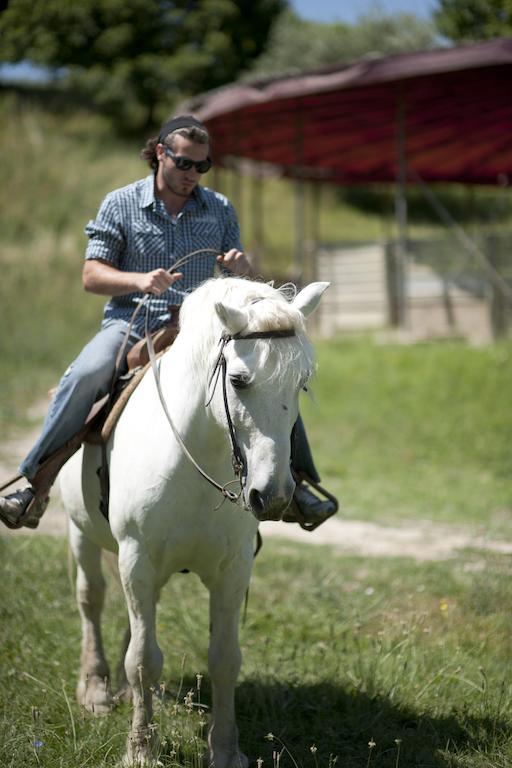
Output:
[{"xmin": 23, "ymin": 318, "xmax": 180, "ymax": 522}]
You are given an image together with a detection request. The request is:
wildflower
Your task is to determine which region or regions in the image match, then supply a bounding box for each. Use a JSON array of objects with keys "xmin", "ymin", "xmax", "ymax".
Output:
[
  {"xmin": 439, "ymin": 599, "xmax": 449, "ymax": 613},
  {"xmin": 257, "ymin": 758, "xmax": 264, "ymax": 768},
  {"xmin": 184, "ymin": 689, "xmax": 194, "ymax": 712},
  {"xmin": 265, "ymin": 733, "xmax": 275, "ymax": 741},
  {"xmin": 310, "ymin": 745, "xmax": 317, "ymax": 754},
  {"xmin": 368, "ymin": 739, "xmax": 376, "ymax": 749}
]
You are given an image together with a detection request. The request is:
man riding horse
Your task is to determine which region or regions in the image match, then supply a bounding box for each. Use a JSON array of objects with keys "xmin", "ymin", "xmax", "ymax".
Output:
[{"xmin": 0, "ymin": 115, "xmax": 337, "ymax": 531}]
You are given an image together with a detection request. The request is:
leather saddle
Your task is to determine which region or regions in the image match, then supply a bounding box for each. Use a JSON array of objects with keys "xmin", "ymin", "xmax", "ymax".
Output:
[{"xmin": 25, "ymin": 318, "xmax": 180, "ymax": 520}]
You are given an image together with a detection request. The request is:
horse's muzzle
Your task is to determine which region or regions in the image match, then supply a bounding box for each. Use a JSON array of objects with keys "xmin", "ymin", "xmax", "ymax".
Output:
[{"xmin": 248, "ymin": 488, "xmax": 292, "ymax": 521}]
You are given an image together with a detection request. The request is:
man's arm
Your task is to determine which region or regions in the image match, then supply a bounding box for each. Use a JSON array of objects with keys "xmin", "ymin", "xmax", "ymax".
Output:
[{"xmin": 83, "ymin": 259, "xmax": 183, "ymax": 296}]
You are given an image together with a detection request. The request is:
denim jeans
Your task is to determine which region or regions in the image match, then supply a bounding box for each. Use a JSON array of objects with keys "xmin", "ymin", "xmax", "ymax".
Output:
[{"xmin": 20, "ymin": 319, "xmax": 140, "ymax": 481}]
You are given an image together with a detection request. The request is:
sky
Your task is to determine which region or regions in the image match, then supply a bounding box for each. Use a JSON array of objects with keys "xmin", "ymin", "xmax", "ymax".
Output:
[{"xmin": 290, "ymin": 0, "xmax": 436, "ymax": 24}]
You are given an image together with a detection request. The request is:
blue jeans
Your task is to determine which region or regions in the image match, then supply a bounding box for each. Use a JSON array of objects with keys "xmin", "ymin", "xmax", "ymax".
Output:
[{"xmin": 20, "ymin": 320, "xmax": 140, "ymax": 481}]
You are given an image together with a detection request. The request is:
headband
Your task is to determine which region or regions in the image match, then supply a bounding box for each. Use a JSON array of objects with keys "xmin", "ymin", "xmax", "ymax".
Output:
[{"xmin": 158, "ymin": 115, "xmax": 208, "ymax": 143}]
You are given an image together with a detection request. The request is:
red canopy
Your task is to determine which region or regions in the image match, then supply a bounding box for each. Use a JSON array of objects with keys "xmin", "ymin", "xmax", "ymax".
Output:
[{"xmin": 189, "ymin": 38, "xmax": 512, "ymax": 186}]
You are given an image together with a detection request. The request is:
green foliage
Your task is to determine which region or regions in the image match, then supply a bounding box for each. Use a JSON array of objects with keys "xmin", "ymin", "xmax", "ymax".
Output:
[
  {"xmin": 434, "ymin": 0, "xmax": 512, "ymax": 42},
  {"xmin": 249, "ymin": 8, "xmax": 438, "ymax": 76},
  {"xmin": 0, "ymin": 0, "xmax": 286, "ymax": 129},
  {"xmin": 1, "ymin": 535, "xmax": 512, "ymax": 766}
]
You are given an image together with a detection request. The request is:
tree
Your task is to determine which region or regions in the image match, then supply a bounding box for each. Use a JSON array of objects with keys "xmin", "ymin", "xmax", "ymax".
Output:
[
  {"xmin": 433, "ymin": 0, "xmax": 512, "ymax": 41},
  {"xmin": 0, "ymin": 0, "xmax": 286, "ymax": 130},
  {"xmin": 248, "ymin": 8, "xmax": 438, "ymax": 78}
]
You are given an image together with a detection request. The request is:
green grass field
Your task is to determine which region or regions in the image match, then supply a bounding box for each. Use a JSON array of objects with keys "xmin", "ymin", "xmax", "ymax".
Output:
[
  {"xmin": 1, "ymin": 535, "xmax": 512, "ymax": 768},
  {"xmin": 300, "ymin": 337, "xmax": 512, "ymax": 535}
]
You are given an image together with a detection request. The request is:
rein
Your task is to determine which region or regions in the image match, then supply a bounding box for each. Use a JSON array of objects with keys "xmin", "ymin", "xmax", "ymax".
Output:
[
  {"xmin": 123, "ymin": 245, "xmax": 297, "ymax": 507},
  {"xmin": 146, "ymin": 309, "xmax": 296, "ymax": 506},
  {"xmin": 207, "ymin": 329, "xmax": 297, "ymax": 482},
  {"xmin": 112, "ymin": 248, "xmax": 222, "ymax": 379}
]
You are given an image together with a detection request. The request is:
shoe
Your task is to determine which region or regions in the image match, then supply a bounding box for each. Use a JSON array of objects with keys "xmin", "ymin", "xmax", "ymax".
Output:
[
  {"xmin": 0, "ymin": 486, "xmax": 43, "ymax": 530},
  {"xmin": 283, "ymin": 481, "xmax": 339, "ymax": 532}
]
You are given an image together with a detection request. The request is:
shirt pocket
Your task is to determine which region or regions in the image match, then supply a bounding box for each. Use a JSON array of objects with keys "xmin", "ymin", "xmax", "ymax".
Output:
[
  {"xmin": 129, "ymin": 220, "xmax": 167, "ymax": 268},
  {"xmin": 190, "ymin": 220, "xmax": 222, "ymax": 252}
]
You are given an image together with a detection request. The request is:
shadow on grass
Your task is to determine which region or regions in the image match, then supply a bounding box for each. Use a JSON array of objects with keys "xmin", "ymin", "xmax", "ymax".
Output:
[{"xmin": 169, "ymin": 676, "xmax": 506, "ymax": 768}]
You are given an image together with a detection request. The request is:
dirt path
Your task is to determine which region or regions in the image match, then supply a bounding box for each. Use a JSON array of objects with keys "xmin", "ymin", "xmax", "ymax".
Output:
[{"xmin": 2, "ymin": 403, "xmax": 511, "ymax": 560}]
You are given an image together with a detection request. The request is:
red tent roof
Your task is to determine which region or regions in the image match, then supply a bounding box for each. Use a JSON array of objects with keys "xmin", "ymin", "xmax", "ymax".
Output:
[{"xmin": 188, "ymin": 38, "xmax": 512, "ymax": 185}]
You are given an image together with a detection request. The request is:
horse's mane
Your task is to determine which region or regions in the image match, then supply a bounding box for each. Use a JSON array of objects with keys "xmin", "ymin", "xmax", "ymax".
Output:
[{"xmin": 178, "ymin": 277, "xmax": 315, "ymax": 387}]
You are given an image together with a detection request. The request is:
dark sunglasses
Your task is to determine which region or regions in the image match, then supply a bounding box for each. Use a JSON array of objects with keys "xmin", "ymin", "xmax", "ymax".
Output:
[{"xmin": 163, "ymin": 145, "xmax": 212, "ymax": 174}]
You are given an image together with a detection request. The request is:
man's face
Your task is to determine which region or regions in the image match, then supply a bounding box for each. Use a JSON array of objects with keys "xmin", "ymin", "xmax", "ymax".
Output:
[{"xmin": 156, "ymin": 134, "xmax": 210, "ymax": 198}]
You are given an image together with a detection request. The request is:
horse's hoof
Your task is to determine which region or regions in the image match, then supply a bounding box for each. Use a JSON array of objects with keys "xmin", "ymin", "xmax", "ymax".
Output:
[
  {"xmin": 114, "ymin": 683, "xmax": 133, "ymax": 704},
  {"xmin": 120, "ymin": 731, "xmax": 161, "ymax": 767},
  {"xmin": 209, "ymin": 751, "xmax": 249, "ymax": 768},
  {"xmin": 77, "ymin": 675, "xmax": 114, "ymax": 715}
]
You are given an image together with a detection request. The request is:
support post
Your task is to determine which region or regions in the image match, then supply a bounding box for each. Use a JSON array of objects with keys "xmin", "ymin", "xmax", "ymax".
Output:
[
  {"xmin": 293, "ymin": 107, "xmax": 306, "ymax": 282},
  {"xmin": 251, "ymin": 162, "xmax": 264, "ymax": 272},
  {"xmin": 393, "ymin": 94, "xmax": 408, "ymax": 327}
]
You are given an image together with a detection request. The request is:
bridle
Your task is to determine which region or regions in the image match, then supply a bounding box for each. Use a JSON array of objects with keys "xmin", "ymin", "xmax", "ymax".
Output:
[
  {"xmin": 207, "ymin": 329, "xmax": 297, "ymax": 494},
  {"xmin": 146, "ymin": 313, "xmax": 296, "ymax": 506}
]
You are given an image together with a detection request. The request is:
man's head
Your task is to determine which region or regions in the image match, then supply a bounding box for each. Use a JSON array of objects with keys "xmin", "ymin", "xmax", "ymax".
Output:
[
  {"xmin": 157, "ymin": 115, "xmax": 210, "ymax": 148},
  {"xmin": 142, "ymin": 115, "xmax": 211, "ymax": 198}
]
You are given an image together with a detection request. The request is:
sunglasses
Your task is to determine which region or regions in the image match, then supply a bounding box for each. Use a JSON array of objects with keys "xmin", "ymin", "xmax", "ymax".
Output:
[{"xmin": 163, "ymin": 145, "xmax": 212, "ymax": 174}]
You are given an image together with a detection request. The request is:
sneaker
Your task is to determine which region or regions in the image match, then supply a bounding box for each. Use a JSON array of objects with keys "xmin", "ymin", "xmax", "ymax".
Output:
[
  {"xmin": 0, "ymin": 486, "xmax": 40, "ymax": 530},
  {"xmin": 283, "ymin": 481, "xmax": 339, "ymax": 532}
]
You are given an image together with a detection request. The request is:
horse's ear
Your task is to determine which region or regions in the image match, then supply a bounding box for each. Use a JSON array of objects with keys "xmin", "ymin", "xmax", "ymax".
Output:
[
  {"xmin": 215, "ymin": 301, "xmax": 249, "ymax": 335},
  {"xmin": 292, "ymin": 282, "xmax": 330, "ymax": 318}
]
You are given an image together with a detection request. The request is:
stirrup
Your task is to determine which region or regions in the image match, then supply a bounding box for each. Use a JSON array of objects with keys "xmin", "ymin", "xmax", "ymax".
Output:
[
  {"xmin": 299, "ymin": 478, "xmax": 338, "ymax": 531},
  {"xmin": 285, "ymin": 474, "xmax": 339, "ymax": 532}
]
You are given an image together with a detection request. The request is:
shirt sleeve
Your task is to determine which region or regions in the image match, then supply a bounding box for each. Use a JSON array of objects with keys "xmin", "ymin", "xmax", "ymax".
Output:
[{"xmin": 84, "ymin": 193, "xmax": 126, "ymax": 266}]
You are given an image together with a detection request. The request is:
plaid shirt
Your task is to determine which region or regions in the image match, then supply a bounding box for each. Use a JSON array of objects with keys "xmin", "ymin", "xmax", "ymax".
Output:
[{"xmin": 85, "ymin": 174, "xmax": 242, "ymax": 335}]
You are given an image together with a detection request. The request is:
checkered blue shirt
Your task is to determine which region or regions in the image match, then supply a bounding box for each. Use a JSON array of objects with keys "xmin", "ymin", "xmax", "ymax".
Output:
[{"xmin": 85, "ymin": 174, "xmax": 242, "ymax": 335}]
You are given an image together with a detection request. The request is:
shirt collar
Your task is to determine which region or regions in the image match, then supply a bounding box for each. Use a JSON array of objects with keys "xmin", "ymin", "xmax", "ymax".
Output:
[
  {"xmin": 140, "ymin": 174, "xmax": 208, "ymax": 212},
  {"xmin": 140, "ymin": 174, "xmax": 156, "ymax": 208}
]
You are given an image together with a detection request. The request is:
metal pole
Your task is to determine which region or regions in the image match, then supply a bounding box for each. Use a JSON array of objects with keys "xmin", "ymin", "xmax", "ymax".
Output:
[
  {"xmin": 293, "ymin": 107, "xmax": 306, "ymax": 281},
  {"xmin": 251, "ymin": 162, "xmax": 264, "ymax": 271},
  {"xmin": 394, "ymin": 93, "xmax": 408, "ymax": 327}
]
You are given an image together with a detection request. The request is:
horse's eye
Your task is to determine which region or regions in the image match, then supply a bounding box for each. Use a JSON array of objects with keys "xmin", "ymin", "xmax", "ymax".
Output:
[{"xmin": 230, "ymin": 375, "xmax": 250, "ymax": 390}]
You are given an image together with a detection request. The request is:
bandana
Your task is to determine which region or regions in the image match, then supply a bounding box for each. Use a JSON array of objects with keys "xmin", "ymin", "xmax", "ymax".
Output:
[{"xmin": 158, "ymin": 115, "xmax": 208, "ymax": 143}]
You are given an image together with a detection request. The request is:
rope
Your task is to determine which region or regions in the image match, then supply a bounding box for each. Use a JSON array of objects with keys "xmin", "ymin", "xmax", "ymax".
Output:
[{"xmin": 144, "ymin": 303, "xmax": 242, "ymax": 503}]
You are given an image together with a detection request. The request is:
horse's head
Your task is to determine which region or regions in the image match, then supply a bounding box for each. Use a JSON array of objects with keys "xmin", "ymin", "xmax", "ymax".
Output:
[{"xmin": 181, "ymin": 277, "xmax": 328, "ymax": 522}]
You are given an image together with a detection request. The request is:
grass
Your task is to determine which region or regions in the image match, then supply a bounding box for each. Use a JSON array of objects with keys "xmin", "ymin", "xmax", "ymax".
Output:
[
  {"xmin": 299, "ymin": 337, "xmax": 512, "ymax": 537},
  {"xmin": 1, "ymin": 535, "xmax": 512, "ymax": 767}
]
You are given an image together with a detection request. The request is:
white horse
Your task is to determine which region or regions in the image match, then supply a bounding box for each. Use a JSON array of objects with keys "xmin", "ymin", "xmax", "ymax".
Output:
[{"xmin": 59, "ymin": 276, "xmax": 328, "ymax": 767}]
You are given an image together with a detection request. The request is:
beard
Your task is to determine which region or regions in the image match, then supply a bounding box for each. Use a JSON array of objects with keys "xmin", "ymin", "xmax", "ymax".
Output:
[{"xmin": 162, "ymin": 166, "xmax": 196, "ymax": 198}]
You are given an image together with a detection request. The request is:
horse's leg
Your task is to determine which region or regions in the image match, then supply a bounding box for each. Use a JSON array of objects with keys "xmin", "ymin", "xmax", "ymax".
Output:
[
  {"xmin": 207, "ymin": 559, "xmax": 252, "ymax": 768},
  {"xmin": 118, "ymin": 541, "xmax": 162, "ymax": 767},
  {"xmin": 99, "ymin": 549, "xmax": 133, "ymax": 703},
  {"xmin": 69, "ymin": 520, "xmax": 113, "ymax": 714},
  {"xmin": 114, "ymin": 625, "xmax": 133, "ymax": 703}
]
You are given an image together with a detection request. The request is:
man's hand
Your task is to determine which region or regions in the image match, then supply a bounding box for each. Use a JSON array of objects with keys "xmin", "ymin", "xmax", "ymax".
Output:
[
  {"xmin": 137, "ymin": 269, "xmax": 183, "ymax": 296},
  {"xmin": 217, "ymin": 249, "xmax": 254, "ymax": 277}
]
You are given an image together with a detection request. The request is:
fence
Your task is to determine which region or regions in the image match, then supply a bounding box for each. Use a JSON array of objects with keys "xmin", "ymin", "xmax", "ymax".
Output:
[{"xmin": 314, "ymin": 232, "xmax": 512, "ymax": 344}]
